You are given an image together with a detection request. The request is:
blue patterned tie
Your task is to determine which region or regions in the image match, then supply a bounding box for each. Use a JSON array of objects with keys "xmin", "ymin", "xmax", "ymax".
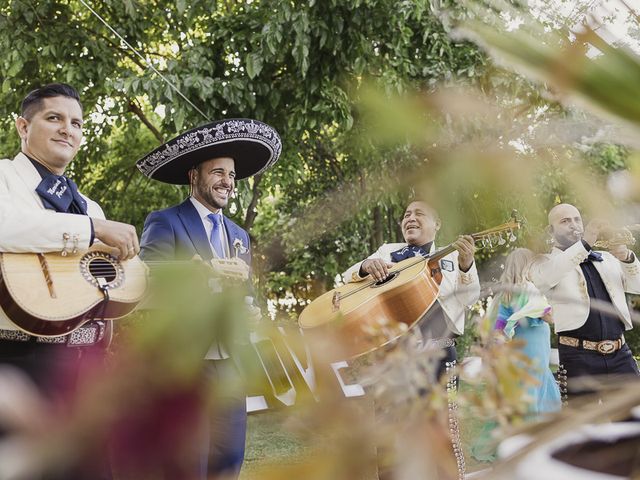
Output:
[{"xmin": 207, "ymin": 213, "xmax": 225, "ymax": 258}]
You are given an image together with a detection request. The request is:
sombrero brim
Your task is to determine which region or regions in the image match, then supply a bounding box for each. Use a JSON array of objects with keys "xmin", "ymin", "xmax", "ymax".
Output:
[{"xmin": 136, "ymin": 119, "xmax": 281, "ymax": 184}]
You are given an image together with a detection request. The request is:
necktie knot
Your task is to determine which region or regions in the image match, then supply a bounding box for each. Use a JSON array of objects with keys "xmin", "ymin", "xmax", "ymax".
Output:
[
  {"xmin": 390, "ymin": 244, "xmax": 428, "ymax": 263},
  {"xmin": 35, "ymin": 173, "xmax": 87, "ymax": 214},
  {"xmin": 208, "ymin": 213, "xmax": 221, "ymax": 226},
  {"xmin": 586, "ymin": 250, "xmax": 604, "ymax": 262}
]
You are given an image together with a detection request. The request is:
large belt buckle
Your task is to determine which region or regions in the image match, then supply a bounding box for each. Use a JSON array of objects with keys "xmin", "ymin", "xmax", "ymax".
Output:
[{"xmin": 596, "ymin": 340, "xmax": 616, "ymax": 354}]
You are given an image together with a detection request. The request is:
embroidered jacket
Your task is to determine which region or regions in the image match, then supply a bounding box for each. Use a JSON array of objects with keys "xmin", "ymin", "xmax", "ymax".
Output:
[{"xmin": 529, "ymin": 240, "xmax": 640, "ymax": 333}]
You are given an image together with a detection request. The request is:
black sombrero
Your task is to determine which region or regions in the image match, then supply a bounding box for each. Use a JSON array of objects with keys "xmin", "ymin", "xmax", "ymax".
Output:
[{"xmin": 136, "ymin": 118, "xmax": 281, "ymax": 184}]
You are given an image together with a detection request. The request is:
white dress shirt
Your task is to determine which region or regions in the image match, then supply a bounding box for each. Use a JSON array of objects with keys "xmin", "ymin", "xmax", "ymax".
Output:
[
  {"xmin": 189, "ymin": 197, "xmax": 231, "ymax": 359},
  {"xmin": 189, "ymin": 196, "xmax": 229, "ymax": 258}
]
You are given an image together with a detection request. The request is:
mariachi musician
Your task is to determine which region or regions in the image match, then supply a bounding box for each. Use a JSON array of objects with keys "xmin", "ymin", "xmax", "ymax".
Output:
[
  {"xmin": 343, "ymin": 200, "xmax": 480, "ymax": 376},
  {"xmin": 529, "ymin": 203, "xmax": 640, "ymax": 400},
  {"xmin": 0, "ymin": 83, "xmax": 139, "ymax": 479},
  {"xmin": 343, "ymin": 199, "xmax": 480, "ymax": 479}
]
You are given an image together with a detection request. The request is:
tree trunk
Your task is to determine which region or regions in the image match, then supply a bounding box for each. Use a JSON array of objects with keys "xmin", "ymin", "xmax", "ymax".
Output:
[
  {"xmin": 243, "ymin": 173, "xmax": 263, "ymax": 231},
  {"xmin": 392, "ymin": 205, "xmax": 403, "ymax": 242}
]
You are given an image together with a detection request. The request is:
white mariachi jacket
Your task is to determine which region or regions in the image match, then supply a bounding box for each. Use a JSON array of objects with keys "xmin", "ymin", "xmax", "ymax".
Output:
[
  {"xmin": 342, "ymin": 242, "xmax": 481, "ymax": 335},
  {"xmin": 529, "ymin": 240, "xmax": 640, "ymax": 334},
  {"xmin": 0, "ymin": 153, "xmax": 105, "ymax": 331}
]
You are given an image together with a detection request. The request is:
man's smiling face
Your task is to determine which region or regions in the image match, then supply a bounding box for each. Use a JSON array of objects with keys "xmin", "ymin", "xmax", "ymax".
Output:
[
  {"xmin": 190, "ymin": 156, "xmax": 236, "ymax": 212},
  {"xmin": 16, "ymin": 96, "xmax": 84, "ymax": 174},
  {"xmin": 401, "ymin": 201, "xmax": 440, "ymax": 246}
]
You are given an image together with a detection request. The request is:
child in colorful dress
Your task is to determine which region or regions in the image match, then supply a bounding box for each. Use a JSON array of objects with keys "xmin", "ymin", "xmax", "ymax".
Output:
[{"xmin": 494, "ymin": 248, "xmax": 561, "ymax": 414}]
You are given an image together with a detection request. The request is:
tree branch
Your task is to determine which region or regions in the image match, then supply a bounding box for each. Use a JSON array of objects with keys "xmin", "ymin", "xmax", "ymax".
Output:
[
  {"xmin": 80, "ymin": 26, "xmax": 147, "ymax": 71},
  {"xmin": 127, "ymin": 99, "xmax": 164, "ymax": 143}
]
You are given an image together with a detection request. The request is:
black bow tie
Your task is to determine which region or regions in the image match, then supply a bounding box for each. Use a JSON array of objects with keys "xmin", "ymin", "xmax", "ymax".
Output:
[
  {"xmin": 390, "ymin": 245, "xmax": 428, "ymax": 262},
  {"xmin": 35, "ymin": 174, "xmax": 87, "ymax": 214},
  {"xmin": 585, "ymin": 250, "xmax": 603, "ymax": 263}
]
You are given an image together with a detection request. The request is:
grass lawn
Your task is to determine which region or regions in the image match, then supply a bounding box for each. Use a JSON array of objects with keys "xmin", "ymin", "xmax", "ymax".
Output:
[
  {"xmin": 239, "ymin": 385, "xmax": 493, "ymax": 479},
  {"xmin": 240, "ymin": 409, "xmax": 313, "ymax": 478}
]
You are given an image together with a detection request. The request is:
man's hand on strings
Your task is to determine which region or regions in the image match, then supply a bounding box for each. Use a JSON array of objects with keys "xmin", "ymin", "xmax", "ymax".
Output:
[
  {"xmin": 361, "ymin": 258, "xmax": 394, "ymax": 282},
  {"xmin": 92, "ymin": 218, "xmax": 140, "ymax": 260},
  {"xmin": 454, "ymin": 235, "xmax": 476, "ymax": 272}
]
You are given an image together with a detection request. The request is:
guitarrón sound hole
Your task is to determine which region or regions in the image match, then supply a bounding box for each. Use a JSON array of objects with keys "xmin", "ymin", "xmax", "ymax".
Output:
[
  {"xmin": 372, "ymin": 272, "xmax": 398, "ymax": 288},
  {"xmin": 88, "ymin": 258, "xmax": 117, "ymax": 282}
]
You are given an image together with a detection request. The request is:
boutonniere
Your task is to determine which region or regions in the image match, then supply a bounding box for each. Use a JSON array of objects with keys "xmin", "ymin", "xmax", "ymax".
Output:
[{"xmin": 233, "ymin": 238, "xmax": 248, "ymax": 257}]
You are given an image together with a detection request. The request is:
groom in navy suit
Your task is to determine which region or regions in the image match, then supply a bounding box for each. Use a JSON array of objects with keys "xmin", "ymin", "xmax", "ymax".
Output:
[
  {"xmin": 139, "ymin": 156, "xmax": 251, "ymax": 266},
  {"xmin": 137, "ymin": 119, "xmax": 281, "ymax": 479}
]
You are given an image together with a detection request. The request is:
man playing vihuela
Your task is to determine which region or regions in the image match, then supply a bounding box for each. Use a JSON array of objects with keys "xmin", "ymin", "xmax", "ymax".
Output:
[{"xmin": 0, "ymin": 82, "xmax": 139, "ymax": 480}]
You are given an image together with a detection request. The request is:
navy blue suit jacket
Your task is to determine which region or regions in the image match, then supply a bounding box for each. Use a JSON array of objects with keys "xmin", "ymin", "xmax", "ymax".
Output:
[
  {"xmin": 139, "ymin": 198, "xmax": 250, "ymax": 476},
  {"xmin": 139, "ymin": 198, "xmax": 251, "ymax": 268}
]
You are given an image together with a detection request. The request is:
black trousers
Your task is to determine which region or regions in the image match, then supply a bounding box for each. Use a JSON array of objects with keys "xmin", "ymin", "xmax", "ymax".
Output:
[
  {"xmin": 559, "ymin": 343, "xmax": 640, "ymax": 398},
  {"xmin": 0, "ymin": 339, "xmax": 112, "ymax": 480}
]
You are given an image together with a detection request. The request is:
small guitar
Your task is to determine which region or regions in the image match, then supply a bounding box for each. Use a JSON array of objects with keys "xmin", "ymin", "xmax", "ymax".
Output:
[
  {"xmin": 0, "ymin": 244, "xmax": 148, "ymax": 337},
  {"xmin": 0, "ymin": 246, "xmax": 251, "ymax": 337},
  {"xmin": 298, "ymin": 212, "xmax": 522, "ymax": 358}
]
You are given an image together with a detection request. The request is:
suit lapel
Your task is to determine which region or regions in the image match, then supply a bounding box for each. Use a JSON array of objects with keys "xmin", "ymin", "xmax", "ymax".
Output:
[
  {"xmin": 222, "ymin": 216, "xmax": 252, "ymax": 265},
  {"xmin": 223, "ymin": 216, "xmax": 246, "ymax": 258},
  {"xmin": 222, "ymin": 216, "xmax": 236, "ymax": 256},
  {"xmin": 177, "ymin": 199, "xmax": 213, "ymax": 261},
  {"xmin": 591, "ymin": 255, "xmax": 611, "ymax": 287},
  {"xmin": 12, "ymin": 153, "xmax": 46, "ymax": 208}
]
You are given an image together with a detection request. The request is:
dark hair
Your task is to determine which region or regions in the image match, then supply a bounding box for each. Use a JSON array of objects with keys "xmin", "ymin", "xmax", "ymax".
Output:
[{"xmin": 21, "ymin": 83, "xmax": 82, "ymax": 119}]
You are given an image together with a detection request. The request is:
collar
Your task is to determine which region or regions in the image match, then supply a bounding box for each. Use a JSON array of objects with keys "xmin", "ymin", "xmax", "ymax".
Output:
[
  {"xmin": 189, "ymin": 196, "xmax": 223, "ymax": 222},
  {"xmin": 11, "ymin": 153, "xmax": 45, "ymax": 199},
  {"xmin": 26, "ymin": 155, "xmax": 56, "ymax": 180},
  {"xmin": 419, "ymin": 241, "xmax": 434, "ymax": 254},
  {"xmin": 405, "ymin": 241, "xmax": 435, "ymax": 254}
]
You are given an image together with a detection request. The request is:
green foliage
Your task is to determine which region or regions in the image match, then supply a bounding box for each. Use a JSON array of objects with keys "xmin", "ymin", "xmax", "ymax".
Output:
[
  {"xmin": 1, "ymin": 0, "xmax": 634, "ymax": 320},
  {"xmin": 0, "ymin": 0, "xmax": 490, "ymax": 314},
  {"xmin": 584, "ymin": 143, "xmax": 628, "ymax": 174}
]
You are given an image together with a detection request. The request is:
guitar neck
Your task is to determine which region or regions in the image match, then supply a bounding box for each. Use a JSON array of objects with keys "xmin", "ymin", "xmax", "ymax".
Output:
[
  {"xmin": 426, "ymin": 231, "xmax": 495, "ymax": 264},
  {"xmin": 427, "ymin": 245, "xmax": 457, "ymax": 263}
]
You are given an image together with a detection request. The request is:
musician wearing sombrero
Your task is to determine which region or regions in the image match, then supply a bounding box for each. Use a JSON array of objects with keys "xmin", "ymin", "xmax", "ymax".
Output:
[{"xmin": 137, "ymin": 118, "xmax": 281, "ymax": 479}]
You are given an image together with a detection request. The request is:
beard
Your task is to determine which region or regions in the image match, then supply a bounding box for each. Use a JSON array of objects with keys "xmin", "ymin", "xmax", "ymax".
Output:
[{"xmin": 194, "ymin": 178, "xmax": 229, "ymax": 211}]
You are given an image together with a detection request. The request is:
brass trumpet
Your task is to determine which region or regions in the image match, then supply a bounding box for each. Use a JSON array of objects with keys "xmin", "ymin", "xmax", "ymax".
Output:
[{"xmin": 593, "ymin": 224, "xmax": 640, "ymax": 249}]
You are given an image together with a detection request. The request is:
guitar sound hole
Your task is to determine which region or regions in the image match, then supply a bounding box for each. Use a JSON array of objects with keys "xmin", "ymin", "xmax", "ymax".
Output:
[
  {"xmin": 88, "ymin": 258, "xmax": 117, "ymax": 283},
  {"xmin": 372, "ymin": 272, "xmax": 398, "ymax": 288}
]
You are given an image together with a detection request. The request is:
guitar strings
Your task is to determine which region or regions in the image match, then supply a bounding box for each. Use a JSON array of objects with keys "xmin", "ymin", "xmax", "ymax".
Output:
[
  {"xmin": 2, "ymin": 226, "xmax": 516, "ymax": 282},
  {"xmin": 340, "ymin": 225, "xmax": 519, "ymax": 297},
  {"xmin": 335, "ymin": 238, "xmax": 487, "ymax": 300}
]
